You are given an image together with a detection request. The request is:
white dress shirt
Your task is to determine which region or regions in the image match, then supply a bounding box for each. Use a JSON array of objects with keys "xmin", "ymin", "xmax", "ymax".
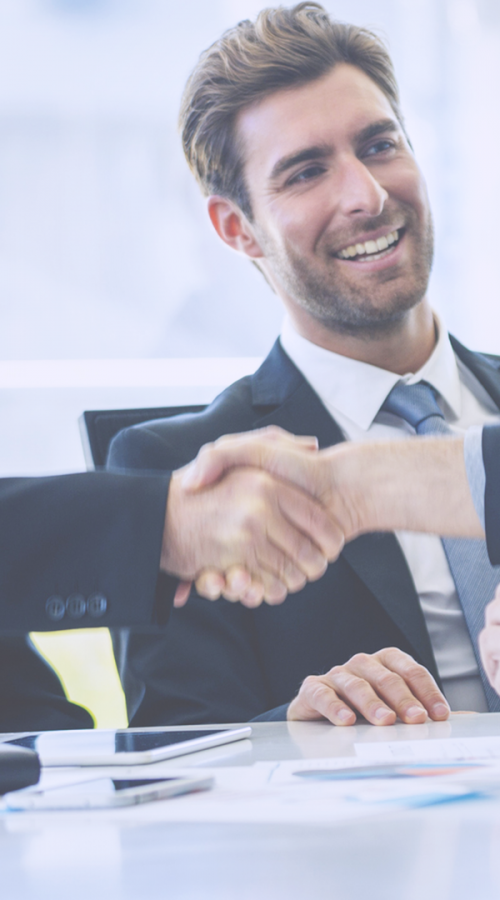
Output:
[{"xmin": 280, "ymin": 315, "xmax": 500, "ymax": 712}]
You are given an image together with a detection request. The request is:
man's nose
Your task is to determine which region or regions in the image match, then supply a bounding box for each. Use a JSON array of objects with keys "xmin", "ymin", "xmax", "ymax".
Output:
[{"xmin": 336, "ymin": 156, "xmax": 388, "ymax": 218}]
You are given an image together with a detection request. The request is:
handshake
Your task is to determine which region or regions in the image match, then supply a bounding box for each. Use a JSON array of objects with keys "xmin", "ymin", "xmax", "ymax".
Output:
[{"xmin": 162, "ymin": 426, "xmax": 482, "ymax": 608}]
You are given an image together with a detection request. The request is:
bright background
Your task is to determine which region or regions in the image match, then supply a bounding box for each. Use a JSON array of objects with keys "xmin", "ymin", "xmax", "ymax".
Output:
[{"xmin": 0, "ymin": 0, "xmax": 499, "ymax": 727}]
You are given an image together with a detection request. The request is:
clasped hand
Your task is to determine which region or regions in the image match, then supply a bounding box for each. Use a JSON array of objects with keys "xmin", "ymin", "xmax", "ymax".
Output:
[{"xmin": 162, "ymin": 427, "xmax": 347, "ymax": 608}]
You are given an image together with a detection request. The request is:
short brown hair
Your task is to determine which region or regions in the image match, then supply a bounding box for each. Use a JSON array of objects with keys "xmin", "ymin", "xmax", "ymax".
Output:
[{"xmin": 180, "ymin": 3, "xmax": 403, "ymax": 218}]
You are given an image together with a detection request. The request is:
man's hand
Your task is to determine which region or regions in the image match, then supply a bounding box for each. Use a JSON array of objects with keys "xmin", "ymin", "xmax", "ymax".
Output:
[
  {"xmin": 162, "ymin": 458, "xmax": 344, "ymax": 609},
  {"xmin": 171, "ymin": 426, "xmax": 343, "ymax": 608},
  {"xmin": 185, "ymin": 430, "xmax": 483, "ymax": 541},
  {"xmin": 174, "ymin": 426, "xmax": 483, "ymax": 606},
  {"xmin": 479, "ymin": 589, "xmax": 500, "ymax": 697},
  {"xmin": 176, "ymin": 426, "xmax": 341, "ymax": 605},
  {"xmin": 182, "ymin": 427, "xmax": 321, "ymax": 493},
  {"xmin": 286, "ymin": 648, "xmax": 450, "ymax": 726}
]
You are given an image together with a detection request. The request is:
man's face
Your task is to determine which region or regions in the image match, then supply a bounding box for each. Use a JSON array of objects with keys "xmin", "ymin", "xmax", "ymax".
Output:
[{"xmin": 236, "ymin": 63, "xmax": 434, "ymax": 335}]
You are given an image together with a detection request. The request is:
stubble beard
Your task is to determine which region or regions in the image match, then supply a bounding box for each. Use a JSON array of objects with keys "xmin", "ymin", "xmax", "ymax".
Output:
[{"xmin": 258, "ymin": 207, "xmax": 435, "ymax": 339}]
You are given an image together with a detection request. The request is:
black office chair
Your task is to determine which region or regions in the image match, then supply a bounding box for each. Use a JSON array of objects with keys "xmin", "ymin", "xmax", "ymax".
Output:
[{"xmin": 79, "ymin": 405, "xmax": 206, "ymax": 469}]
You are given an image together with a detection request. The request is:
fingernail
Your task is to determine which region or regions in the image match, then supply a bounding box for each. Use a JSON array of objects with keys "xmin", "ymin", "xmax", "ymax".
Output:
[
  {"xmin": 432, "ymin": 702, "xmax": 449, "ymax": 718},
  {"xmin": 181, "ymin": 467, "xmax": 198, "ymax": 489},
  {"xmin": 374, "ymin": 707, "xmax": 392, "ymax": 721},
  {"xmin": 338, "ymin": 708, "xmax": 354, "ymax": 722},
  {"xmin": 243, "ymin": 592, "xmax": 262, "ymax": 608},
  {"xmin": 229, "ymin": 574, "xmax": 249, "ymax": 592},
  {"xmin": 406, "ymin": 705, "xmax": 426, "ymax": 720}
]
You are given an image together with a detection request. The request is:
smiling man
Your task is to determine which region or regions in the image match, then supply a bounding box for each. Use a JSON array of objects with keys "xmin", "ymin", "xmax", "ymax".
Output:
[
  {"xmin": 215, "ymin": 63, "xmax": 434, "ymax": 367},
  {"xmin": 108, "ymin": 3, "xmax": 500, "ymax": 727}
]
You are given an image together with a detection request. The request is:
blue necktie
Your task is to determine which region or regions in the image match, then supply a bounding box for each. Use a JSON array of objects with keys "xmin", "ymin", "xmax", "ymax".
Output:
[{"xmin": 381, "ymin": 381, "xmax": 500, "ymax": 711}]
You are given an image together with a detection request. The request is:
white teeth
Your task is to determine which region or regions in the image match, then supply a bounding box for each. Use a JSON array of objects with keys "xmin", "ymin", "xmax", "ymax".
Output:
[{"xmin": 338, "ymin": 229, "xmax": 399, "ymax": 259}]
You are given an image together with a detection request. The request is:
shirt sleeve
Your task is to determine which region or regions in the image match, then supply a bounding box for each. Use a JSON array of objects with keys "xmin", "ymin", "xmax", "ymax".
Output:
[{"xmin": 464, "ymin": 425, "xmax": 486, "ymax": 529}]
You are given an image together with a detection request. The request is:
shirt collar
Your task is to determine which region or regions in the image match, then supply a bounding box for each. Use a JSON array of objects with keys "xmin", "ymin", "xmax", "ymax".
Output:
[{"xmin": 280, "ymin": 313, "xmax": 462, "ymax": 433}]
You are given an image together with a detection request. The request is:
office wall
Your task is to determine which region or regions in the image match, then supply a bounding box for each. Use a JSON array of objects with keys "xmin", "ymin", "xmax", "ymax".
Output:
[{"xmin": 0, "ymin": 0, "xmax": 499, "ymax": 370}]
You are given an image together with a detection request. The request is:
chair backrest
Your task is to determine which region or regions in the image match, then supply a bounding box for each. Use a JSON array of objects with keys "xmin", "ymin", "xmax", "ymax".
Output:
[{"xmin": 80, "ymin": 405, "xmax": 206, "ymax": 469}]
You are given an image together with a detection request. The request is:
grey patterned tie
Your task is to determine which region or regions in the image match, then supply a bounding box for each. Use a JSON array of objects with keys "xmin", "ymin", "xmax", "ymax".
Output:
[{"xmin": 381, "ymin": 381, "xmax": 500, "ymax": 711}]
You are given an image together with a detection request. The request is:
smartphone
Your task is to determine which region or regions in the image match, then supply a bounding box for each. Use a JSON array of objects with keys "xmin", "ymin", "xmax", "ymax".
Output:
[
  {"xmin": 4, "ymin": 774, "xmax": 214, "ymax": 811},
  {"xmin": 7, "ymin": 726, "xmax": 252, "ymax": 766}
]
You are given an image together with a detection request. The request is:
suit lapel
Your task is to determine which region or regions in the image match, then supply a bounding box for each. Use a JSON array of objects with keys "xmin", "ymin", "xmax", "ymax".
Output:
[
  {"xmin": 450, "ymin": 335, "xmax": 500, "ymax": 408},
  {"xmin": 341, "ymin": 537, "xmax": 438, "ymax": 676},
  {"xmin": 249, "ymin": 341, "xmax": 440, "ymax": 677}
]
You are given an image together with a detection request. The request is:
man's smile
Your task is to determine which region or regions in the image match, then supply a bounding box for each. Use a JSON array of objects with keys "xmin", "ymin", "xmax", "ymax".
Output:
[{"xmin": 335, "ymin": 227, "xmax": 402, "ymax": 261}]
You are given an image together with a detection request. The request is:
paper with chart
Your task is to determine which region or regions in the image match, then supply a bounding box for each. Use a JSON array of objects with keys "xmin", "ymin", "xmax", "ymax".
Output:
[
  {"xmin": 4, "ymin": 734, "xmax": 500, "ymax": 825},
  {"xmin": 2, "ymin": 753, "xmax": 493, "ymax": 825}
]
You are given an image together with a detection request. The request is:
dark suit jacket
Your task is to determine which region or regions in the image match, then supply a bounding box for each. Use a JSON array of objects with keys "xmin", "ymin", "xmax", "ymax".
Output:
[
  {"xmin": 108, "ymin": 336, "xmax": 500, "ymax": 726},
  {"xmin": 0, "ymin": 469, "xmax": 174, "ymax": 732},
  {"xmin": 483, "ymin": 424, "xmax": 500, "ymax": 565}
]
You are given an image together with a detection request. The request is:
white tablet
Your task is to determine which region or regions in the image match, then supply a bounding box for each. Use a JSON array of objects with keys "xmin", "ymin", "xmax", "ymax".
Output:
[{"xmin": 6, "ymin": 726, "xmax": 252, "ymax": 767}]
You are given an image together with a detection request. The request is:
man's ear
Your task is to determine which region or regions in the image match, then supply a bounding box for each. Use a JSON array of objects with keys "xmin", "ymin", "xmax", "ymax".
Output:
[{"xmin": 207, "ymin": 195, "xmax": 263, "ymax": 259}]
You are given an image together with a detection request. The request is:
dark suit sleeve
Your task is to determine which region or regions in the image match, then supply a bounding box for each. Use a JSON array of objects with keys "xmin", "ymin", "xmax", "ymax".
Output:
[
  {"xmin": 0, "ymin": 470, "xmax": 176, "ymax": 632},
  {"xmin": 483, "ymin": 423, "xmax": 500, "ymax": 565}
]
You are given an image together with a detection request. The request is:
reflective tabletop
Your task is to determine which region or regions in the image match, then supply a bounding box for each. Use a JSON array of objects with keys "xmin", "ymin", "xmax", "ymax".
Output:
[{"xmin": 2, "ymin": 715, "xmax": 500, "ymax": 900}]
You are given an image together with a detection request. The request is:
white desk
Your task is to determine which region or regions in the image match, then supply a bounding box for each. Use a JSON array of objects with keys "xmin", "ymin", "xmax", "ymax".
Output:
[{"xmin": 2, "ymin": 715, "xmax": 500, "ymax": 900}]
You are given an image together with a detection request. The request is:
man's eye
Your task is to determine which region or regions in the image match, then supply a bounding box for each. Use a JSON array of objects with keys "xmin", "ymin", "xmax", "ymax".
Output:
[
  {"xmin": 364, "ymin": 139, "xmax": 395, "ymax": 157},
  {"xmin": 287, "ymin": 164, "xmax": 325, "ymax": 186}
]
